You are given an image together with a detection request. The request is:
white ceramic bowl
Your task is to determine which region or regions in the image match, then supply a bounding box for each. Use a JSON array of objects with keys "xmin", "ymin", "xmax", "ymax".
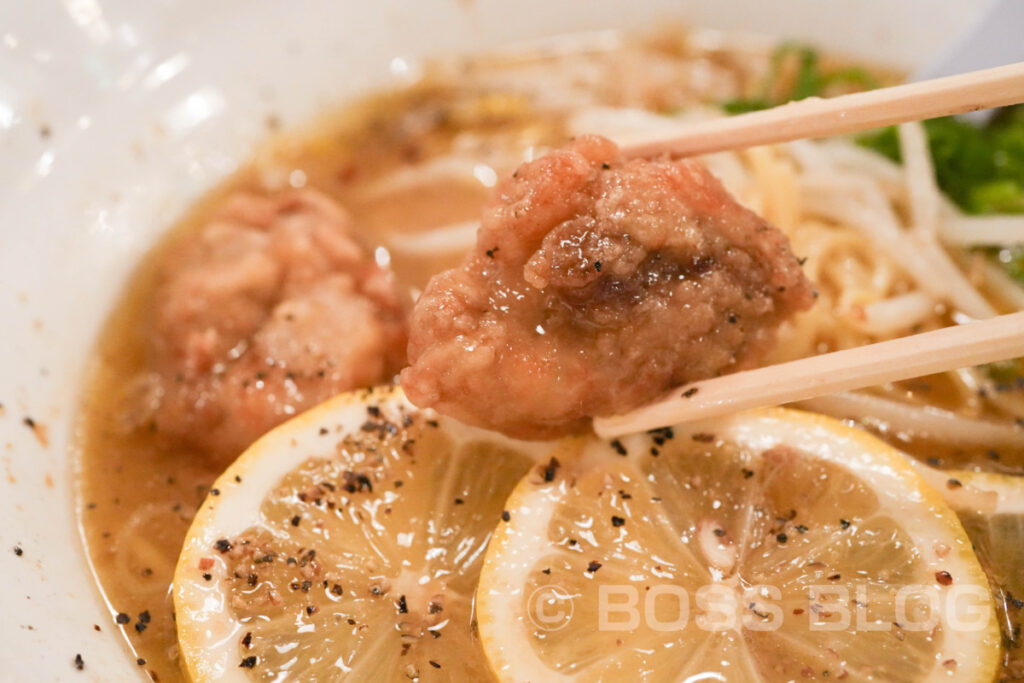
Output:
[{"xmin": 0, "ymin": 1, "xmax": 991, "ymax": 679}]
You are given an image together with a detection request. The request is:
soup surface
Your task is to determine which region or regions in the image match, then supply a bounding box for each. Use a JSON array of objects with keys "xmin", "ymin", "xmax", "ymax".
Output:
[{"xmin": 76, "ymin": 28, "xmax": 1024, "ymax": 681}]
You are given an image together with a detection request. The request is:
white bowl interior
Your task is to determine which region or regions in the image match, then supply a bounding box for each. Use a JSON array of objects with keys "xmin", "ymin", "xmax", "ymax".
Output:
[{"xmin": 0, "ymin": 0, "xmax": 992, "ymax": 678}]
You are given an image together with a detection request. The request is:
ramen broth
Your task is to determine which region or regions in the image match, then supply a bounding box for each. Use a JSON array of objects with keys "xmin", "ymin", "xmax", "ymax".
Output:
[{"xmin": 75, "ymin": 31, "xmax": 1022, "ymax": 681}]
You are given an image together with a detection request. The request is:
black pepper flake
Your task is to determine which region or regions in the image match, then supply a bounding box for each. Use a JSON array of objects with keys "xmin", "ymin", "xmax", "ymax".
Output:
[
  {"xmin": 116, "ymin": 613, "xmax": 130, "ymax": 624},
  {"xmin": 501, "ymin": 510, "xmax": 511, "ymax": 522},
  {"xmin": 137, "ymin": 658, "xmax": 146, "ymax": 666},
  {"xmin": 398, "ymin": 595, "xmax": 408, "ymax": 614},
  {"xmin": 611, "ymin": 516, "xmax": 625, "ymax": 527},
  {"xmin": 610, "ymin": 439, "xmax": 627, "ymax": 456},
  {"xmin": 713, "ymin": 528, "xmax": 726, "ymax": 538},
  {"xmin": 988, "ymin": 449, "xmax": 1001, "ymax": 460},
  {"xmin": 601, "ymin": 163, "xmax": 611, "ymax": 169},
  {"xmin": 741, "ymin": 468, "xmax": 754, "ymax": 479},
  {"xmin": 23, "ymin": 416, "xmax": 36, "ymax": 429},
  {"xmin": 241, "ymin": 632, "xmax": 253, "ymax": 648},
  {"xmin": 239, "ymin": 656, "xmax": 257, "ymax": 668},
  {"xmin": 776, "ymin": 533, "xmax": 788, "ymax": 544},
  {"xmin": 301, "ymin": 580, "xmax": 312, "ymax": 592},
  {"xmin": 828, "ymin": 573, "xmax": 841, "ymax": 581},
  {"xmin": 318, "ymin": 427, "xmax": 328, "ymax": 436},
  {"xmin": 73, "ymin": 654, "xmax": 84, "ymax": 671},
  {"xmin": 215, "ymin": 539, "xmax": 232, "ymax": 553},
  {"xmin": 795, "ymin": 524, "xmax": 808, "ymax": 534},
  {"xmin": 650, "ymin": 447, "xmax": 660, "ymax": 456},
  {"xmin": 594, "ymin": 261, "xmax": 602, "ymax": 272},
  {"xmin": 13, "ymin": 546, "xmax": 23, "ymax": 557},
  {"xmin": 342, "ymin": 471, "xmax": 373, "ymax": 493},
  {"xmin": 542, "ymin": 568, "xmax": 551, "ymax": 575},
  {"xmin": 542, "ymin": 457, "xmax": 561, "ymax": 482},
  {"xmin": 134, "ymin": 622, "xmax": 147, "ymax": 634},
  {"xmin": 202, "ymin": 573, "xmax": 212, "ymax": 581},
  {"xmin": 485, "ymin": 248, "xmax": 496, "ymax": 258},
  {"xmin": 727, "ymin": 314, "xmax": 738, "ymax": 324},
  {"xmin": 839, "ymin": 519, "xmax": 851, "ymax": 529},
  {"xmin": 306, "ymin": 605, "xmax": 318, "ymax": 616},
  {"xmin": 935, "ymin": 570, "xmax": 953, "ymax": 586},
  {"xmin": 691, "ymin": 433, "xmax": 715, "ymax": 443},
  {"xmin": 138, "ymin": 611, "xmax": 151, "ymax": 624},
  {"xmin": 587, "ymin": 561, "xmax": 602, "ymax": 573},
  {"xmin": 291, "ymin": 515, "xmax": 301, "ymax": 527},
  {"xmin": 210, "ymin": 488, "xmax": 220, "ymax": 496},
  {"xmin": 947, "ymin": 478, "xmax": 963, "ymax": 489},
  {"xmin": 429, "ymin": 661, "xmax": 441, "ymax": 669},
  {"xmin": 682, "ymin": 387, "xmax": 699, "ymax": 398},
  {"xmin": 366, "ymin": 405, "xmax": 381, "ymax": 418}
]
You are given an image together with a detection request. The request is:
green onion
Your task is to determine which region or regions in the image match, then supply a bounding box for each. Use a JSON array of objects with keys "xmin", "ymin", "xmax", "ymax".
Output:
[{"xmin": 721, "ymin": 44, "xmax": 878, "ymax": 114}]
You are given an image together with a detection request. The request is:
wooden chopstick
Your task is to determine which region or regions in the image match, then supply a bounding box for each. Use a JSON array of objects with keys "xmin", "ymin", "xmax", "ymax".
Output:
[
  {"xmin": 592, "ymin": 311, "xmax": 1024, "ymax": 438},
  {"xmin": 620, "ymin": 62, "xmax": 1024, "ymax": 159}
]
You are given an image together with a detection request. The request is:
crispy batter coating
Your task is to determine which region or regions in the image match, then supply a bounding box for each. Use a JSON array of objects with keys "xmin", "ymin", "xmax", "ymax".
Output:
[
  {"xmin": 146, "ymin": 189, "xmax": 408, "ymax": 463},
  {"xmin": 402, "ymin": 135, "xmax": 814, "ymax": 438}
]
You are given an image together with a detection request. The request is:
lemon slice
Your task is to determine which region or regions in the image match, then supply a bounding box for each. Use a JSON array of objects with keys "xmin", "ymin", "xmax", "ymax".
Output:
[
  {"xmin": 477, "ymin": 408, "xmax": 1000, "ymax": 682},
  {"xmin": 913, "ymin": 467, "xmax": 1024, "ymax": 680},
  {"xmin": 173, "ymin": 386, "xmax": 564, "ymax": 682}
]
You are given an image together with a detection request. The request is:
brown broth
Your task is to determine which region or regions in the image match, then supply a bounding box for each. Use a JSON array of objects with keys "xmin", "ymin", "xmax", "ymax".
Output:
[{"xmin": 74, "ymin": 30, "xmax": 1020, "ymax": 681}]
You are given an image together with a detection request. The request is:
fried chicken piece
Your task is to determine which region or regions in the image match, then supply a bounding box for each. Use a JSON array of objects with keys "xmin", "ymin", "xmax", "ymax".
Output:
[
  {"xmin": 402, "ymin": 135, "xmax": 814, "ymax": 438},
  {"xmin": 145, "ymin": 189, "xmax": 408, "ymax": 463}
]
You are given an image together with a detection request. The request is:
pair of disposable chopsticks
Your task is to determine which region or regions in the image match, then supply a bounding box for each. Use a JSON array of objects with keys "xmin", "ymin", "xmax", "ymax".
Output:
[
  {"xmin": 595, "ymin": 312, "xmax": 1024, "ymax": 437},
  {"xmin": 594, "ymin": 62, "xmax": 1024, "ymax": 438}
]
